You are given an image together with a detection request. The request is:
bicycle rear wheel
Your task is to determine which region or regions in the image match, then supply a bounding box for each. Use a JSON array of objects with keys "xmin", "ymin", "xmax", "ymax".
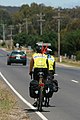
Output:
[
  {"xmin": 37, "ymin": 88, "xmax": 43, "ymax": 111},
  {"xmin": 45, "ymin": 97, "xmax": 50, "ymax": 107}
]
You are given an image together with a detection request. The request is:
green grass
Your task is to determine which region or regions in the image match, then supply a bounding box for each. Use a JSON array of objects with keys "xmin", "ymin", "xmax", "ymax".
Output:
[
  {"xmin": 0, "ymin": 82, "xmax": 17, "ymax": 113},
  {"xmin": 0, "ymin": 80, "xmax": 30, "ymax": 120}
]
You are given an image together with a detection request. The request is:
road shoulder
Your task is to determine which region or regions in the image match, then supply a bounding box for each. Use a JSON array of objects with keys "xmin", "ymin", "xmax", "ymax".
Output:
[{"xmin": 0, "ymin": 79, "xmax": 31, "ymax": 120}]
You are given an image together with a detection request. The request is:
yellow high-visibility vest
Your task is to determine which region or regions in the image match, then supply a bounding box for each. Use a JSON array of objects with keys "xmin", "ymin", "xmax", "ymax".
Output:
[
  {"xmin": 48, "ymin": 55, "xmax": 55, "ymax": 70},
  {"xmin": 33, "ymin": 53, "xmax": 47, "ymax": 68}
]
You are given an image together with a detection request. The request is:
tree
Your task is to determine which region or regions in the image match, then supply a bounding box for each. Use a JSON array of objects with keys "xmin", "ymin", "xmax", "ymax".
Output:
[
  {"xmin": 13, "ymin": 32, "xmax": 27, "ymax": 46},
  {"xmin": 0, "ymin": 8, "xmax": 12, "ymax": 25},
  {"xmin": 66, "ymin": 18, "xmax": 80, "ymax": 31},
  {"xmin": 61, "ymin": 30, "xmax": 80, "ymax": 56},
  {"xmin": 13, "ymin": 31, "xmax": 57, "ymax": 51}
]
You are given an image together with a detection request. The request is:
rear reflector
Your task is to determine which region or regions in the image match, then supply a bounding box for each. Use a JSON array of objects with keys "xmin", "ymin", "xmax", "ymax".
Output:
[{"xmin": 39, "ymin": 83, "xmax": 44, "ymax": 87}]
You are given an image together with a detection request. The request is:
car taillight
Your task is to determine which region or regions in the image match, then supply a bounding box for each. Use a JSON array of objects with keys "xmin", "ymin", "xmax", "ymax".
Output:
[
  {"xmin": 20, "ymin": 56, "xmax": 26, "ymax": 58},
  {"xmin": 9, "ymin": 56, "xmax": 15, "ymax": 58}
]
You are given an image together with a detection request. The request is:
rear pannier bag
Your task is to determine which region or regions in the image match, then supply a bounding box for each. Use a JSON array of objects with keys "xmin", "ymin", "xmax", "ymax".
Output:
[
  {"xmin": 29, "ymin": 80, "xmax": 39, "ymax": 98},
  {"xmin": 53, "ymin": 80, "xmax": 58, "ymax": 92},
  {"xmin": 44, "ymin": 80, "xmax": 54, "ymax": 98}
]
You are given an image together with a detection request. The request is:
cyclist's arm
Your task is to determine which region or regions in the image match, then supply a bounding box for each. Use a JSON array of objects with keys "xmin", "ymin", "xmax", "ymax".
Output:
[
  {"xmin": 29, "ymin": 58, "xmax": 34, "ymax": 73},
  {"xmin": 46, "ymin": 58, "xmax": 49, "ymax": 69},
  {"xmin": 53, "ymin": 61, "xmax": 55, "ymax": 74}
]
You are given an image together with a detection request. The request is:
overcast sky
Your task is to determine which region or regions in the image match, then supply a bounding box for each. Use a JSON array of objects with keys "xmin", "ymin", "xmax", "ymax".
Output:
[{"xmin": 0, "ymin": 0, "xmax": 80, "ymax": 8}]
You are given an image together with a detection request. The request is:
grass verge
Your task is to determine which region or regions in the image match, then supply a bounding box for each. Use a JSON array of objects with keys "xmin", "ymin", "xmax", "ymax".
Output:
[{"xmin": 0, "ymin": 80, "xmax": 30, "ymax": 120}]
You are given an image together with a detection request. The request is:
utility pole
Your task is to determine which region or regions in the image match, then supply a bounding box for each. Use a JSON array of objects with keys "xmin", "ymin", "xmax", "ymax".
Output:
[
  {"xmin": 53, "ymin": 7, "xmax": 61, "ymax": 60},
  {"xmin": 16, "ymin": 23, "xmax": 22, "ymax": 33},
  {"xmin": 0, "ymin": 23, "xmax": 6, "ymax": 42},
  {"xmin": 8, "ymin": 25, "xmax": 14, "ymax": 49},
  {"xmin": 18, "ymin": 23, "xmax": 22, "ymax": 33},
  {"xmin": 9, "ymin": 25, "xmax": 14, "ymax": 40},
  {"xmin": 58, "ymin": 8, "xmax": 60, "ymax": 59},
  {"xmin": 37, "ymin": 13, "xmax": 45, "ymax": 35},
  {"xmin": 2, "ymin": 24, "xmax": 6, "ymax": 42},
  {"xmin": 24, "ymin": 18, "xmax": 28, "ymax": 34}
]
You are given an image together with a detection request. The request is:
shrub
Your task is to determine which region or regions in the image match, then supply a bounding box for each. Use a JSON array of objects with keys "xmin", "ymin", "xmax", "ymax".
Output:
[
  {"xmin": 76, "ymin": 51, "xmax": 80, "ymax": 61},
  {"xmin": 1, "ymin": 42, "xmax": 6, "ymax": 47}
]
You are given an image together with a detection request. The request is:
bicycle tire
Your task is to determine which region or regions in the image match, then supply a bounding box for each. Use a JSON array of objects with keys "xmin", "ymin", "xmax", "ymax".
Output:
[
  {"xmin": 37, "ymin": 87, "xmax": 43, "ymax": 111},
  {"xmin": 45, "ymin": 97, "xmax": 50, "ymax": 107}
]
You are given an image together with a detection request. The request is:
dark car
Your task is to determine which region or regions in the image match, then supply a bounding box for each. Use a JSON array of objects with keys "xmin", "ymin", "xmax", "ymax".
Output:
[{"xmin": 7, "ymin": 50, "xmax": 27, "ymax": 65}]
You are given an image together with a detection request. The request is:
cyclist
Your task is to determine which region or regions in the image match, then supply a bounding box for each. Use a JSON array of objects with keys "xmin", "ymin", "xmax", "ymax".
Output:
[
  {"xmin": 29, "ymin": 45, "xmax": 49, "ymax": 106},
  {"xmin": 29, "ymin": 45, "xmax": 48, "ymax": 82},
  {"xmin": 46, "ymin": 48, "xmax": 55, "ymax": 80}
]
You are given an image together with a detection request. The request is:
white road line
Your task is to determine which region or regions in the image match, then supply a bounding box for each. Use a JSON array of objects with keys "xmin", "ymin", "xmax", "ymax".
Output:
[
  {"xmin": 0, "ymin": 72, "xmax": 48, "ymax": 120},
  {"xmin": 71, "ymin": 80, "xmax": 79, "ymax": 83}
]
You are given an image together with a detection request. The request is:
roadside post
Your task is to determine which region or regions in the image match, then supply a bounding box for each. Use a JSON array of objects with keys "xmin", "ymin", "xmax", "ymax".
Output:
[{"xmin": 16, "ymin": 43, "xmax": 19, "ymax": 49}]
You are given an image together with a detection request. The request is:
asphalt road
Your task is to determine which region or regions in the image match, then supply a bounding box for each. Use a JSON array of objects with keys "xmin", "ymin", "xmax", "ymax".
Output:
[{"xmin": 0, "ymin": 49, "xmax": 80, "ymax": 120}]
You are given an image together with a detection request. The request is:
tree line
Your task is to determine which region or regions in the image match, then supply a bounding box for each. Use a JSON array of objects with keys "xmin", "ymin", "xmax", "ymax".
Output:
[{"xmin": 0, "ymin": 3, "xmax": 80, "ymax": 59}]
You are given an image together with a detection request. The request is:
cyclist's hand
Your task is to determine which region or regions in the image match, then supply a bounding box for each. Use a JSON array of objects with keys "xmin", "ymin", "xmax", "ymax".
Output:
[{"xmin": 29, "ymin": 71, "xmax": 32, "ymax": 76}]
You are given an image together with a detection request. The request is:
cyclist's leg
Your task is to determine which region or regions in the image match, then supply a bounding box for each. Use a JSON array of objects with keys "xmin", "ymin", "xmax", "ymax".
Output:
[
  {"xmin": 33, "ymin": 68, "xmax": 39, "ymax": 80},
  {"xmin": 42, "ymin": 68, "xmax": 48, "ymax": 82}
]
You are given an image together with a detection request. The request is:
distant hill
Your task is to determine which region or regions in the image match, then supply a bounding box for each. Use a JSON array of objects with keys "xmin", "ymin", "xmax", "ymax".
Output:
[{"xmin": 0, "ymin": 5, "xmax": 20, "ymax": 14}]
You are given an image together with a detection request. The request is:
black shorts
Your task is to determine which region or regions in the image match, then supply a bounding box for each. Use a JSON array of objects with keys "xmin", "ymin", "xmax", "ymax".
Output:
[{"xmin": 33, "ymin": 68, "xmax": 48, "ymax": 81}]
